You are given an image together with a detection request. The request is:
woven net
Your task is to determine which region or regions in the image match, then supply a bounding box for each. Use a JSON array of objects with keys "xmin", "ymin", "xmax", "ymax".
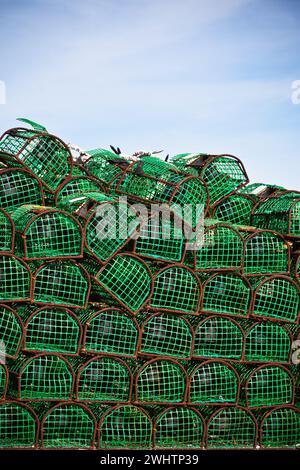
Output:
[
  {"xmin": 0, "ymin": 402, "xmax": 38, "ymax": 448},
  {"xmin": 0, "ymin": 209, "xmax": 14, "ymax": 252},
  {"xmin": 244, "ymin": 323, "xmax": 292, "ymax": 363},
  {"xmin": 239, "ymin": 182, "xmax": 285, "ymax": 201},
  {"xmin": 84, "ymin": 148, "xmax": 129, "ymax": 185},
  {"xmin": 0, "ymin": 305, "xmax": 23, "ymax": 359},
  {"xmin": 213, "ymin": 194, "xmax": 255, "ymax": 225},
  {"xmin": 243, "ymin": 231, "xmax": 289, "ymax": 275},
  {"xmin": 55, "ymin": 176, "xmax": 104, "ymax": 203},
  {"xmin": 0, "ymin": 168, "xmax": 44, "ymax": 212},
  {"xmin": 260, "ymin": 407, "xmax": 300, "ymax": 448},
  {"xmin": 0, "ymin": 255, "xmax": 31, "ymax": 302}
]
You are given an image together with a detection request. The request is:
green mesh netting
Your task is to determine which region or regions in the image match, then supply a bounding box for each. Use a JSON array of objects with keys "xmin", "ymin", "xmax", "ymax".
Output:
[
  {"xmin": 244, "ymin": 323, "xmax": 292, "ymax": 363},
  {"xmin": 260, "ymin": 407, "xmax": 300, "ymax": 448},
  {"xmin": 84, "ymin": 148, "xmax": 129, "ymax": 185},
  {"xmin": 57, "ymin": 191, "xmax": 115, "ymax": 219},
  {"xmin": 55, "ymin": 175, "xmax": 104, "ymax": 203},
  {"xmin": 0, "ymin": 402, "xmax": 38, "ymax": 448},
  {"xmin": 0, "ymin": 364, "xmax": 7, "ymax": 398},
  {"xmin": 0, "ymin": 255, "xmax": 31, "ymax": 301},
  {"xmin": 0, "ymin": 168, "xmax": 44, "ymax": 212},
  {"xmin": 0, "ymin": 209, "xmax": 14, "ymax": 252},
  {"xmin": 0, "ymin": 304, "xmax": 23, "ymax": 359},
  {"xmin": 99, "ymin": 405, "xmax": 152, "ymax": 449},
  {"xmin": 213, "ymin": 194, "xmax": 255, "ymax": 225},
  {"xmin": 243, "ymin": 231, "xmax": 289, "ymax": 275},
  {"xmin": 239, "ymin": 182, "xmax": 285, "ymax": 201}
]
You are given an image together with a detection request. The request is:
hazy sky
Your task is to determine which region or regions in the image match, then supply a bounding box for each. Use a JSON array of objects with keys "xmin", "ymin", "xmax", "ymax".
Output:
[{"xmin": 0, "ymin": 0, "xmax": 299, "ymax": 188}]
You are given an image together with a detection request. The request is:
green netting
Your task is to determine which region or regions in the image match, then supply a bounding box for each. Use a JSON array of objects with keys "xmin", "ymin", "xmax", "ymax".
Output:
[
  {"xmin": 12, "ymin": 205, "xmax": 83, "ymax": 259},
  {"xmin": 96, "ymin": 254, "xmax": 152, "ymax": 313},
  {"xmin": 84, "ymin": 148, "xmax": 129, "ymax": 185},
  {"xmin": 150, "ymin": 265, "xmax": 200, "ymax": 314},
  {"xmin": 189, "ymin": 361, "xmax": 239, "ymax": 404},
  {"xmin": 55, "ymin": 175, "xmax": 104, "ymax": 203},
  {"xmin": 0, "ymin": 402, "xmax": 38, "ymax": 448},
  {"xmin": 207, "ymin": 407, "xmax": 257, "ymax": 449},
  {"xmin": 195, "ymin": 222, "xmax": 244, "ymax": 271},
  {"xmin": 0, "ymin": 209, "xmax": 14, "ymax": 252},
  {"xmin": 213, "ymin": 194, "xmax": 255, "ymax": 225},
  {"xmin": 140, "ymin": 313, "xmax": 192, "ymax": 359},
  {"xmin": 42, "ymin": 403, "xmax": 95, "ymax": 448},
  {"xmin": 252, "ymin": 276, "xmax": 299, "ymax": 323},
  {"xmin": 239, "ymin": 182, "xmax": 285, "ymax": 201},
  {"xmin": 244, "ymin": 323, "xmax": 292, "ymax": 363},
  {"xmin": 0, "ymin": 305, "xmax": 23, "ymax": 359},
  {"xmin": 33, "ymin": 260, "xmax": 90, "ymax": 307},
  {"xmin": 76, "ymin": 357, "xmax": 131, "ymax": 402},
  {"xmin": 154, "ymin": 407, "xmax": 204, "ymax": 449},
  {"xmin": 243, "ymin": 231, "xmax": 289, "ymax": 275},
  {"xmin": 0, "ymin": 168, "xmax": 44, "ymax": 212},
  {"xmin": 0, "ymin": 364, "xmax": 7, "ymax": 398},
  {"xmin": 202, "ymin": 273, "xmax": 251, "ymax": 317},
  {"xmin": 0, "ymin": 255, "xmax": 31, "ymax": 301},
  {"xmin": 57, "ymin": 191, "xmax": 115, "ymax": 219},
  {"xmin": 99, "ymin": 405, "xmax": 152, "ymax": 449},
  {"xmin": 260, "ymin": 407, "xmax": 300, "ymax": 448},
  {"xmin": 193, "ymin": 316, "xmax": 244, "ymax": 360}
]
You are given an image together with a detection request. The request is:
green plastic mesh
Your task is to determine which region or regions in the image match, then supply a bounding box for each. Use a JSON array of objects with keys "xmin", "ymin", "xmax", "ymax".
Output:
[
  {"xmin": 84, "ymin": 148, "xmax": 129, "ymax": 185},
  {"xmin": 244, "ymin": 323, "xmax": 292, "ymax": 363},
  {"xmin": 99, "ymin": 405, "xmax": 152, "ymax": 449},
  {"xmin": 260, "ymin": 407, "xmax": 300, "ymax": 448},
  {"xmin": 12, "ymin": 206, "xmax": 83, "ymax": 259},
  {"xmin": 0, "ymin": 364, "xmax": 7, "ymax": 398},
  {"xmin": 0, "ymin": 209, "xmax": 14, "ymax": 252},
  {"xmin": 96, "ymin": 254, "xmax": 151, "ymax": 313},
  {"xmin": 57, "ymin": 191, "xmax": 115, "ymax": 219},
  {"xmin": 193, "ymin": 317, "xmax": 243, "ymax": 360},
  {"xmin": 150, "ymin": 266, "xmax": 200, "ymax": 314},
  {"xmin": 0, "ymin": 255, "xmax": 31, "ymax": 301},
  {"xmin": 154, "ymin": 407, "xmax": 204, "ymax": 449},
  {"xmin": 0, "ymin": 305, "xmax": 23, "ymax": 358},
  {"xmin": 0, "ymin": 402, "xmax": 37, "ymax": 448},
  {"xmin": 55, "ymin": 176, "xmax": 104, "ymax": 203},
  {"xmin": 213, "ymin": 194, "xmax": 255, "ymax": 225},
  {"xmin": 42, "ymin": 403, "xmax": 95, "ymax": 448},
  {"xmin": 189, "ymin": 361, "xmax": 238, "ymax": 404},
  {"xmin": 0, "ymin": 168, "xmax": 43, "ymax": 212},
  {"xmin": 243, "ymin": 231, "xmax": 289, "ymax": 275},
  {"xmin": 136, "ymin": 359, "xmax": 186, "ymax": 403},
  {"xmin": 239, "ymin": 182, "xmax": 285, "ymax": 201}
]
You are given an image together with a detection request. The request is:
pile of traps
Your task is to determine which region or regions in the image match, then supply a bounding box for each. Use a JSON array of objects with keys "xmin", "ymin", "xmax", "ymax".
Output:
[{"xmin": 0, "ymin": 118, "xmax": 299, "ymax": 450}]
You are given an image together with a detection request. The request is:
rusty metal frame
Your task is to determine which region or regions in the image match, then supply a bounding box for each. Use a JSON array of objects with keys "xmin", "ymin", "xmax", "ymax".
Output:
[
  {"xmin": 0, "ymin": 400, "xmax": 40, "ymax": 449},
  {"xmin": 53, "ymin": 174, "xmax": 106, "ymax": 205}
]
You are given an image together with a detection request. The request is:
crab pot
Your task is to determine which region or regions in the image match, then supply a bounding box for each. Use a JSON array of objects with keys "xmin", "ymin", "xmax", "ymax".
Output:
[
  {"xmin": 0, "ymin": 363, "xmax": 8, "ymax": 399},
  {"xmin": 135, "ymin": 358, "xmax": 187, "ymax": 404},
  {"xmin": 188, "ymin": 360, "xmax": 239, "ymax": 405},
  {"xmin": 202, "ymin": 273, "xmax": 251, "ymax": 318},
  {"xmin": 0, "ymin": 168, "xmax": 44, "ymax": 212},
  {"xmin": 251, "ymin": 275, "xmax": 300, "ymax": 323},
  {"xmin": 8, "ymin": 353, "xmax": 74, "ymax": 401},
  {"xmin": 84, "ymin": 148, "xmax": 130, "ymax": 185},
  {"xmin": 0, "ymin": 304, "xmax": 23, "ymax": 359},
  {"xmin": 82, "ymin": 307, "xmax": 139, "ymax": 357},
  {"xmin": 260, "ymin": 406, "xmax": 300, "ymax": 448},
  {"xmin": 212, "ymin": 194, "xmax": 255, "ymax": 226},
  {"xmin": 33, "ymin": 260, "xmax": 90, "ymax": 308},
  {"xmin": 0, "ymin": 401, "xmax": 39, "ymax": 448},
  {"xmin": 75, "ymin": 356, "xmax": 132, "ymax": 402},
  {"xmin": 0, "ymin": 127, "xmax": 73, "ymax": 192},
  {"xmin": 0, "ymin": 209, "xmax": 14, "ymax": 252},
  {"xmin": 244, "ymin": 322, "xmax": 292, "ymax": 363},
  {"xmin": 54, "ymin": 175, "xmax": 105, "ymax": 204},
  {"xmin": 95, "ymin": 254, "xmax": 152, "ymax": 314},
  {"xmin": 206, "ymin": 406, "xmax": 258, "ymax": 449},
  {"xmin": 139, "ymin": 312, "xmax": 193, "ymax": 359},
  {"xmin": 193, "ymin": 316, "xmax": 244, "ymax": 361},
  {"xmin": 12, "ymin": 206, "xmax": 83, "ymax": 260},
  {"xmin": 0, "ymin": 254, "xmax": 31, "ymax": 302},
  {"xmin": 243, "ymin": 230, "xmax": 290, "ymax": 275},
  {"xmin": 150, "ymin": 265, "xmax": 201, "ymax": 314},
  {"xmin": 194, "ymin": 222, "xmax": 244, "ymax": 271},
  {"xmin": 98, "ymin": 405, "xmax": 152, "ymax": 449},
  {"xmin": 239, "ymin": 182, "xmax": 285, "ymax": 201},
  {"xmin": 41, "ymin": 402, "xmax": 96, "ymax": 449}
]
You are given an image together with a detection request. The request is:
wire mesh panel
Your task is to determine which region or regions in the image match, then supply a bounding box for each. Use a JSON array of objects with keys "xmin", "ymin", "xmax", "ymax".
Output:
[
  {"xmin": 206, "ymin": 406, "xmax": 257, "ymax": 449},
  {"xmin": 0, "ymin": 402, "xmax": 39, "ymax": 448},
  {"xmin": 98, "ymin": 405, "xmax": 152, "ymax": 449},
  {"xmin": 0, "ymin": 304, "xmax": 23, "ymax": 359},
  {"xmin": 12, "ymin": 206, "xmax": 83, "ymax": 260},
  {"xmin": 135, "ymin": 359, "xmax": 187, "ymax": 404},
  {"xmin": 213, "ymin": 194, "xmax": 255, "ymax": 226},
  {"xmin": 193, "ymin": 316, "xmax": 244, "ymax": 360},
  {"xmin": 150, "ymin": 265, "xmax": 201, "ymax": 314},
  {"xmin": 251, "ymin": 275, "xmax": 300, "ymax": 323},
  {"xmin": 41, "ymin": 402, "xmax": 96, "ymax": 449},
  {"xmin": 0, "ymin": 168, "xmax": 44, "ymax": 212},
  {"xmin": 33, "ymin": 260, "xmax": 90, "ymax": 308},
  {"xmin": 84, "ymin": 148, "xmax": 130, "ymax": 185},
  {"xmin": 0, "ymin": 255, "xmax": 31, "ymax": 302},
  {"xmin": 0, "ymin": 364, "xmax": 8, "ymax": 399},
  {"xmin": 154, "ymin": 407, "xmax": 205, "ymax": 449},
  {"xmin": 189, "ymin": 360, "xmax": 239, "ymax": 404},
  {"xmin": 54, "ymin": 175, "xmax": 104, "ymax": 204},
  {"xmin": 0, "ymin": 209, "xmax": 14, "ymax": 252},
  {"xmin": 244, "ymin": 323, "xmax": 292, "ymax": 363},
  {"xmin": 260, "ymin": 406, "xmax": 300, "ymax": 448}
]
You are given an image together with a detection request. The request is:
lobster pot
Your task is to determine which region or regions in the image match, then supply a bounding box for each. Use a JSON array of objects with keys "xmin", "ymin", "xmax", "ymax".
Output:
[
  {"xmin": 0, "ymin": 402, "xmax": 38, "ymax": 448},
  {"xmin": 135, "ymin": 359, "xmax": 187, "ymax": 404},
  {"xmin": 95, "ymin": 254, "xmax": 152, "ymax": 314},
  {"xmin": 8, "ymin": 353, "xmax": 74, "ymax": 401},
  {"xmin": 139, "ymin": 312, "xmax": 193, "ymax": 359},
  {"xmin": 0, "ymin": 364, "xmax": 8, "ymax": 399},
  {"xmin": 154, "ymin": 407, "xmax": 205, "ymax": 449},
  {"xmin": 213, "ymin": 194, "xmax": 255, "ymax": 226},
  {"xmin": 202, "ymin": 273, "xmax": 251, "ymax": 318},
  {"xmin": 0, "ymin": 304, "xmax": 23, "ymax": 358},
  {"xmin": 0, "ymin": 255, "xmax": 31, "ymax": 302},
  {"xmin": 33, "ymin": 260, "xmax": 90, "ymax": 308},
  {"xmin": 206, "ymin": 406, "xmax": 257, "ymax": 449},
  {"xmin": 251, "ymin": 275, "xmax": 300, "ymax": 323},
  {"xmin": 244, "ymin": 323, "xmax": 292, "ymax": 363},
  {"xmin": 243, "ymin": 230, "xmax": 289, "ymax": 275},
  {"xmin": 98, "ymin": 405, "xmax": 152, "ymax": 449},
  {"xmin": 150, "ymin": 265, "xmax": 201, "ymax": 314},
  {"xmin": 82, "ymin": 308, "xmax": 139, "ymax": 357},
  {"xmin": 84, "ymin": 148, "xmax": 130, "ymax": 185},
  {"xmin": 194, "ymin": 222, "xmax": 244, "ymax": 271},
  {"xmin": 193, "ymin": 316, "xmax": 244, "ymax": 360},
  {"xmin": 0, "ymin": 209, "xmax": 14, "ymax": 252},
  {"xmin": 57, "ymin": 192, "xmax": 115, "ymax": 220},
  {"xmin": 260, "ymin": 406, "xmax": 300, "ymax": 448},
  {"xmin": 76, "ymin": 357, "xmax": 132, "ymax": 402},
  {"xmin": 189, "ymin": 360, "xmax": 239, "ymax": 404},
  {"xmin": 41, "ymin": 403, "xmax": 95, "ymax": 449},
  {"xmin": 12, "ymin": 206, "xmax": 83, "ymax": 260},
  {"xmin": 0, "ymin": 168, "xmax": 44, "ymax": 212},
  {"xmin": 0, "ymin": 127, "xmax": 73, "ymax": 192},
  {"xmin": 239, "ymin": 182, "xmax": 285, "ymax": 201},
  {"xmin": 54, "ymin": 175, "xmax": 104, "ymax": 204}
]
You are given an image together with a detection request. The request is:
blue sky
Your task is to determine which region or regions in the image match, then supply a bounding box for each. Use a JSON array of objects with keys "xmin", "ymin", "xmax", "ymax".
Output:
[{"xmin": 0, "ymin": 0, "xmax": 299, "ymax": 188}]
